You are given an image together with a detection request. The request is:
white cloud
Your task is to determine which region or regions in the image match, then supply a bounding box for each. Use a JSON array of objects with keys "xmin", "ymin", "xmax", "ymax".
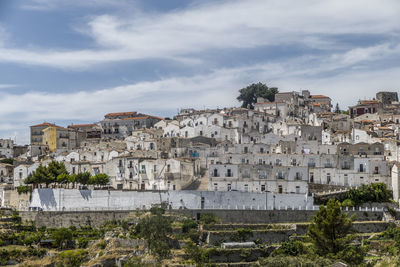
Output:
[
  {"xmin": 0, "ymin": 0, "xmax": 399, "ymax": 69},
  {"xmin": 2, "ymin": 60, "xmax": 400, "ymax": 144},
  {"xmin": 20, "ymin": 0, "xmax": 132, "ymax": 11}
]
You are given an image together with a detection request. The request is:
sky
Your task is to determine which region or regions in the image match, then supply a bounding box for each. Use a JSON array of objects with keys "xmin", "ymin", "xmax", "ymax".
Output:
[{"xmin": 0, "ymin": 0, "xmax": 400, "ymax": 145}]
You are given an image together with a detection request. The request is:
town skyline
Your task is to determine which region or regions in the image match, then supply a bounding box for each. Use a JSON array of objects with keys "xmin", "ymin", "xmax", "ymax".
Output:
[{"xmin": 1, "ymin": 0, "xmax": 400, "ymax": 144}]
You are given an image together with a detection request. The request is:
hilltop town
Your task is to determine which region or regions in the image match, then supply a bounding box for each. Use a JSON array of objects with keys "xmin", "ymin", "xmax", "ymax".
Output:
[{"xmin": 1, "ymin": 86, "xmax": 400, "ymax": 266}]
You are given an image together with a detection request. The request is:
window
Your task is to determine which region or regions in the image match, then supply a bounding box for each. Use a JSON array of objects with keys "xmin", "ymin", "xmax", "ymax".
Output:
[
  {"xmin": 261, "ymin": 185, "xmax": 266, "ymax": 192},
  {"xmin": 327, "ymin": 173, "xmax": 331, "ymax": 184},
  {"xmin": 359, "ymin": 164, "xmax": 364, "ymax": 173},
  {"xmin": 244, "ymin": 184, "xmax": 249, "ymax": 192},
  {"xmin": 153, "ymin": 165, "xmax": 157, "ymax": 173},
  {"xmin": 278, "ymin": 185, "xmax": 283, "ymax": 193},
  {"xmin": 119, "ymin": 160, "xmax": 123, "ymax": 167},
  {"xmin": 296, "ymin": 186, "xmax": 300, "ymax": 194},
  {"xmin": 214, "ymin": 183, "xmax": 218, "ymax": 191},
  {"xmin": 227, "ymin": 184, "xmax": 231, "ymax": 191},
  {"xmin": 227, "ymin": 169, "xmax": 232, "ymax": 177},
  {"xmin": 213, "ymin": 169, "xmax": 218, "ymax": 177},
  {"xmin": 141, "ymin": 165, "xmax": 146, "ymax": 174},
  {"xmin": 260, "ymin": 147, "xmax": 264, "ymax": 153},
  {"xmin": 72, "ymin": 167, "xmax": 76, "ymax": 174}
]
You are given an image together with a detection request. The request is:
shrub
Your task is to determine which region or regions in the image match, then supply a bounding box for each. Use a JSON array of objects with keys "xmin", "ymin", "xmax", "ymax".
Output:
[
  {"xmin": 278, "ymin": 240, "xmax": 306, "ymax": 256},
  {"xmin": 183, "ymin": 241, "xmax": 208, "ymax": 264},
  {"xmin": 17, "ymin": 185, "xmax": 32, "ymax": 194},
  {"xmin": 97, "ymin": 240, "xmax": 107, "ymax": 249},
  {"xmin": 341, "ymin": 199, "xmax": 355, "ymax": 207},
  {"xmin": 258, "ymin": 255, "xmax": 333, "ymax": 266},
  {"xmin": 344, "ymin": 183, "xmax": 392, "ymax": 205},
  {"xmin": 57, "ymin": 249, "xmax": 88, "ymax": 267},
  {"xmin": 182, "ymin": 219, "xmax": 198, "ymax": 233},
  {"xmin": 200, "ymin": 213, "xmax": 218, "ymax": 225},
  {"xmin": 77, "ymin": 237, "xmax": 89, "ymax": 248},
  {"xmin": 51, "ymin": 228, "xmax": 73, "ymax": 249},
  {"xmin": 231, "ymin": 228, "xmax": 253, "ymax": 242}
]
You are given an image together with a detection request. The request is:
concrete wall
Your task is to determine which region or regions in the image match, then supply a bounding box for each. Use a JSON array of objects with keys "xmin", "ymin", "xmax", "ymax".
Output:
[
  {"xmin": 19, "ymin": 209, "xmax": 385, "ymax": 228},
  {"xmin": 20, "ymin": 210, "xmax": 134, "ymax": 228},
  {"xmin": 29, "ymin": 189, "xmax": 314, "ymax": 211}
]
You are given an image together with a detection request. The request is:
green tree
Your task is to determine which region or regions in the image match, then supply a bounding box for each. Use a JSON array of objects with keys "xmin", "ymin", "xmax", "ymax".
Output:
[
  {"xmin": 344, "ymin": 183, "xmax": 392, "ymax": 206},
  {"xmin": 89, "ymin": 173, "xmax": 109, "ymax": 187},
  {"xmin": 56, "ymin": 173, "xmax": 69, "ymax": 185},
  {"xmin": 135, "ymin": 209, "xmax": 172, "ymax": 261},
  {"xmin": 308, "ymin": 199, "xmax": 353, "ymax": 255},
  {"xmin": 68, "ymin": 174, "xmax": 76, "ymax": 189},
  {"xmin": 26, "ymin": 165, "xmax": 53, "ymax": 187},
  {"xmin": 75, "ymin": 172, "xmax": 91, "ymax": 186},
  {"xmin": 237, "ymin": 82, "xmax": 278, "ymax": 109},
  {"xmin": 48, "ymin": 161, "xmax": 68, "ymax": 184},
  {"xmin": 51, "ymin": 227, "xmax": 73, "ymax": 249}
]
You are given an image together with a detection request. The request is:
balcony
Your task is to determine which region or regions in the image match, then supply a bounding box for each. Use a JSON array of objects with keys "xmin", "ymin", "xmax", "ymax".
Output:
[
  {"xmin": 341, "ymin": 165, "xmax": 351, "ymax": 170},
  {"xmin": 225, "ymin": 173, "xmax": 233, "ymax": 177},
  {"xmin": 308, "ymin": 162, "xmax": 316, "ymax": 168}
]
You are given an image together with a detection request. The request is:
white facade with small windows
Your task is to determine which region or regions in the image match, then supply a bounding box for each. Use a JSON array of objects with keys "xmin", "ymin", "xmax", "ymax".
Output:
[
  {"xmin": 13, "ymin": 163, "xmax": 39, "ymax": 187},
  {"xmin": 0, "ymin": 139, "xmax": 14, "ymax": 158}
]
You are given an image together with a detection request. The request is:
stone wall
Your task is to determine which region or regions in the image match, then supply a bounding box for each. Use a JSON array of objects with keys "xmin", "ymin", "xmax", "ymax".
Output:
[
  {"xmin": 0, "ymin": 188, "xmax": 31, "ymax": 210},
  {"xmin": 20, "ymin": 211, "xmax": 134, "ymax": 228},
  {"xmin": 20, "ymin": 209, "xmax": 385, "ymax": 228},
  {"xmin": 176, "ymin": 209, "xmax": 383, "ymax": 224}
]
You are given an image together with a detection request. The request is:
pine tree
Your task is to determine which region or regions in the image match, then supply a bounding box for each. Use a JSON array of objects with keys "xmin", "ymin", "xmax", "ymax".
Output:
[{"xmin": 308, "ymin": 199, "xmax": 353, "ymax": 255}]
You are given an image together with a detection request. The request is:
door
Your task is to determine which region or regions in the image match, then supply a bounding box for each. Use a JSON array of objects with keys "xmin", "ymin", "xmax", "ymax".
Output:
[{"xmin": 140, "ymin": 182, "xmax": 145, "ymax": 190}]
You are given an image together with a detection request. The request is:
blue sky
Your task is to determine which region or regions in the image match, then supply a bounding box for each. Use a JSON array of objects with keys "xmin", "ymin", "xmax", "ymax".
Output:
[{"xmin": 1, "ymin": 0, "xmax": 400, "ymax": 144}]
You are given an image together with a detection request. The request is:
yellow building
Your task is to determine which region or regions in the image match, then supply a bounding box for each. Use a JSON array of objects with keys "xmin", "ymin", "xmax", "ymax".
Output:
[
  {"xmin": 42, "ymin": 125, "xmax": 76, "ymax": 152},
  {"xmin": 42, "ymin": 126, "xmax": 58, "ymax": 152}
]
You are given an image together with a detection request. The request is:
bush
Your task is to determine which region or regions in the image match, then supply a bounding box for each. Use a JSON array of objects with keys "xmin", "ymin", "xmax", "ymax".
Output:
[
  {"xmin": 51, "ymin": 228, "xmax": 73, "ymax": 249},
  {"xmin": 97, "ymin": 240, "xmax": 107, "ymax": 249},
  {"xmin": 200, "ymin": 213, "xmax": 218, "ymax": 225},
  {"xmin": 344, "ymin": 183, "xmax": 392, "ymax": 206},
  {"xmin": 258, "ymin": 255, "xmax": 333, "ymax": 266},
  {"xmin": 182, "ymin": 219, "xmax": 198, "ymax": 233},
  {"xmin": 17, "ymin": 185, "xmax": 32, "ymax": 194},
  {"xmin": 231, "ymin": 228, "xmax": 253, "ymax": 242},
  {"xmin": 57, "ymin": 249, "xmax": 88, "ymax": 267},
  {"xmin": 77, "ymin": 237, "xmax": 89, "ymax": 248},
  {"xmin": 277, "ymin": 240, "xmax": 306, "ymax": 256},
  {"xmin": 341, "ymin": 199, "xmax": 355, "ymax": 207},
  {"xmin": 183, "ymin": 240, "xmax": 208, "ymax": 264}
]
